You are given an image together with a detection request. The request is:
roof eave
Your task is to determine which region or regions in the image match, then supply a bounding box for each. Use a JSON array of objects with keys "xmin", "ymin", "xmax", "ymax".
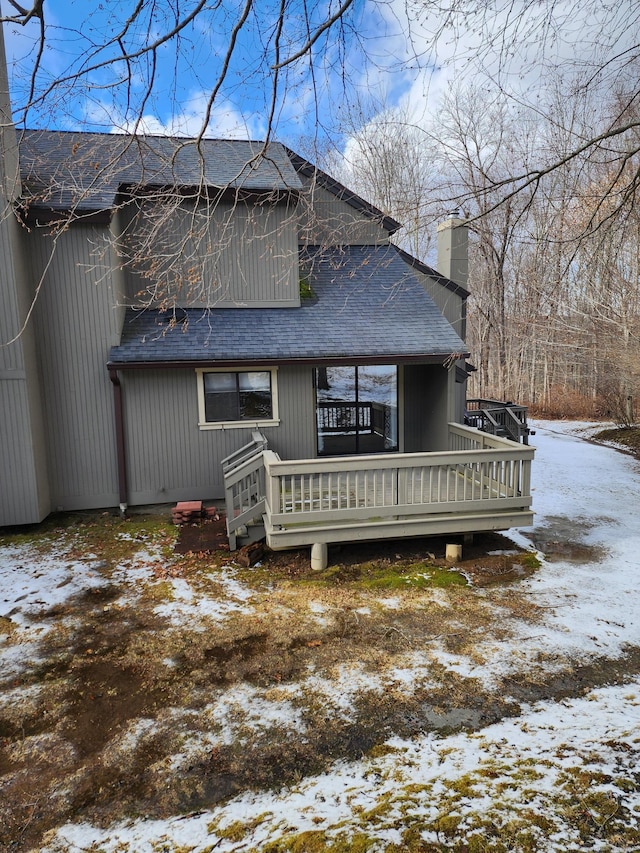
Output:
[{"xmin": 107, "ymin": 351, "xmax": 471, "ymax": 370}]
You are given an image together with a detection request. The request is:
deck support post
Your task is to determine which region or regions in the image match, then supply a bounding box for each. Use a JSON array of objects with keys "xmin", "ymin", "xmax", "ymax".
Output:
[
  {"xmin": 311, "ymin": 542, "xmax": 328, "ymax": 571},
  {"xmin": 446, "ymin": 543, "xmax": 462, "ymax": 562}
]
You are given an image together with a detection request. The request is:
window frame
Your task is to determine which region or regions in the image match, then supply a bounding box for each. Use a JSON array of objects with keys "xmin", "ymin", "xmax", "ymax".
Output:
[{"xmin": 196, "ymin": 367, "xmax": 280, "ymax": 430}]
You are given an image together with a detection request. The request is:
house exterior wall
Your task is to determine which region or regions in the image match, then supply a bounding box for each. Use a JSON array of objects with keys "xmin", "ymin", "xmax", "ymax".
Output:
[
  {"xmin": 27, "ymin": 224, "xmax": 124, "ymax": 511},
  {"xmin": 0, "ymin": 24, "xmax": 51, "ymax": 526},
  {"xmin": 0, "ymin": 201, "xmax": 52, "ymax": 525},
  {"xmin": 120, "ymin": 364, "xmax": 317, "ymax": 504},
  {"xmin": 0, "ymin": 214, "xmax": 50, "ymax": 525},
  {"xmin": 403, "ymin": 363, "xmax": 452, "ymax": 452},
  {"xmin": 120, "ymin": 361, "xmax": 455, "ymax": 506},
  {"xmin": 120, "ymin": 195, "xmax": 300, "ymax": 308},
  {"xmin": 412, "ymin": 267, "xmax": 466, "ymax": 342},
  {"xmin": 298, "ymin": 180, "xmax": 391, "ymax": 246}
]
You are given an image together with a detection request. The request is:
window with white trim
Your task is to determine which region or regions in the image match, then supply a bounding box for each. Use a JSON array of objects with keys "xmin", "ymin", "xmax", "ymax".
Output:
[{"xmin": 197, "ymin": 368, "xmax": 279, "ymax": 429}]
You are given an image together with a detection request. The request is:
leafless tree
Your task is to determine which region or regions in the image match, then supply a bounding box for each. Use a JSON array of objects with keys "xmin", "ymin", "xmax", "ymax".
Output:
[{"xmin": 3, "ymin": 0, "xmax": 640, "ymax": 420}]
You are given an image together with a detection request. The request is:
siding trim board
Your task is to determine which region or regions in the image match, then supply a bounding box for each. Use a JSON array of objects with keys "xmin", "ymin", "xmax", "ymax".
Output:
[{"xmin": 109, "ymin": 369, "xmax": 128, "ymax": 509}]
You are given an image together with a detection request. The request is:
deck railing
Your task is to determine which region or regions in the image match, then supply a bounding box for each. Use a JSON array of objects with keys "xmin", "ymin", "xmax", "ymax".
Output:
[
  {"xmin": 258, "ymin": 423, "xmax": 533, "ymax": 549},
  {"xmin": 223, "ymin": 424, "xmax": 534, "ymax": 551},
  {"xmin": 465, "ymin": 398, "xmax": 531, "ymax": 444},
  {"xmin": 222, "ymin": 431, "xmax": 268, "ymax": 550}
]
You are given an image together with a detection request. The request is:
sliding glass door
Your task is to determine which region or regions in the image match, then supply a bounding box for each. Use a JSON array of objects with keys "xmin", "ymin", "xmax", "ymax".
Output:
[{"xmin": 315, "ymin": 365, "xmax": 398, "ymax": 455}]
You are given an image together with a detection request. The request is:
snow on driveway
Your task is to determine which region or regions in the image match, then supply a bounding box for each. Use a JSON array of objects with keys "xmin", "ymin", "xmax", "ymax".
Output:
[{"xmin": 498, "ymin": 420, "xmax": 640, "ymax": 673}]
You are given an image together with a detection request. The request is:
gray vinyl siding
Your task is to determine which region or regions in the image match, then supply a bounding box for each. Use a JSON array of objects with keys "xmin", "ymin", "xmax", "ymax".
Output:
[
  {"xmin": 298, "ymin": 181, "xmax": 391, "ymax": 246},
  {"xmin": 27, "ymin": 224, "xmax": 122, "ymax": 511},
  {"xmin": 121, "ymin": 365, "xmax": 316, "ymax": 504},
  {"xmin": 413, "ymin": 268, "xmax": 466, "ymax": 341},
  {"xmin": 0, "ymin": 378, "xmax": 48, "ymax": 525},
  {"xmin": 0, "ymin": 211, "xmax": 50, "ymax": 525},
  {"xmin": 121, "ymin": 196, "xmax": 300, "ymax": 308},
  {"xmin": 455, "ymin": 376, "xmax": 467, "ymax": 424},
  {"xmin": 109, "ymin": 212, "xmax": 127, "ymax": 342},
  {"xmin": 403, "ymin": 364, "xmax": 452, "ymax": 453}
]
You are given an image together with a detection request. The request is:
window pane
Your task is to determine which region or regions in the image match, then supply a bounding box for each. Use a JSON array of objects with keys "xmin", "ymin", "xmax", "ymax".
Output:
[
  {"xmin": 203, "ymin": 371, "xmax": 273, "ymax": 422},
  {"xmin": 316, "ymin": 364, "xmax": 397, "ymax": 455},
  {"xmin": 204, "ymin": 372, "xmax": 236, "ymax": 392},
  {"xmin": 239, "ymin": 371, "xmax": 271, "ymax": 392},
  {"xmin": 239, "ymin": 390, "xmax": 272, "ymax": 419},
  {"xmin": 205, "ymin": 391, "xmax": 238, "ymax": 422}
]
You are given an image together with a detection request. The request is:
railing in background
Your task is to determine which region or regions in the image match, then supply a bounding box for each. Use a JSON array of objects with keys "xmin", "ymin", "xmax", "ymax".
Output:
[
  {"xmin": 317, "ymin": 401, "xmax": 374, "ymax": 433},
  {"xmin": 465, "ymin": 398, "xmax": 532, "ymax": 444}
]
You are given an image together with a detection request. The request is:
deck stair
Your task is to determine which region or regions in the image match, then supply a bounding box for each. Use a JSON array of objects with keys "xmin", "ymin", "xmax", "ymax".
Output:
[
  {"xmin": 222, "ymin": 430, "xmax": 271, "ymax": 550},
  {"xmin": 465, "ymin": 399, "xmax": 533, "ymax": 444}
]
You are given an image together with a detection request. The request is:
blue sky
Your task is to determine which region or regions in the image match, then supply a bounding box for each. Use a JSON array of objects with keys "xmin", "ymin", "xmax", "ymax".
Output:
[
  {"xmin": 4, "ymin": 0, "xmax": 637, "ymax": 164},
  {"xmin": 2, "ymin": 0, "xmax": 416, "ymax": 147}
]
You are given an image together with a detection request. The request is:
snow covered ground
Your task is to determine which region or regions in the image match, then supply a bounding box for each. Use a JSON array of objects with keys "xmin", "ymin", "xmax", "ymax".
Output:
[{"xmin": 2, "ymin": 421, "xmax": 640, "ymax": 852}]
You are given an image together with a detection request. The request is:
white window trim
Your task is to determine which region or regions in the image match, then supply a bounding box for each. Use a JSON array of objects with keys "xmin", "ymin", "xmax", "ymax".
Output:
[{"xmin": 196, "ymin": 367, "xmax": 280, "ymax": 430}]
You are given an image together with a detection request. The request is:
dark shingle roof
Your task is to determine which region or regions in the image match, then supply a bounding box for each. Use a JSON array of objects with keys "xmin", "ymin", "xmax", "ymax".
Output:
[
  {"xmin": 109, "ymin": 244, "xmax": 468, "ymax": 366},
  {"xmin": 18, "ymin": 130, "xmax": 301, "ymax": 211}
]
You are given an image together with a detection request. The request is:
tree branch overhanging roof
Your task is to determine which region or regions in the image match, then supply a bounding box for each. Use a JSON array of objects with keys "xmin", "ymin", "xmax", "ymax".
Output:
[
  {"xmin": 17, "ymin": 130, "xmax": 302, "ymax": 214},
  {"xmin": 108, "ymin": 244, "xmax": 469, "ymax": 368}
]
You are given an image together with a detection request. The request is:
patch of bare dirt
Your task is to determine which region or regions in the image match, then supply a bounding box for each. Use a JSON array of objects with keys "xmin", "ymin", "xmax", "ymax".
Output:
[
  {"xmin": 1, "ymin": 524, "xmax": 639, "ymax": 852},
  {"xmin": 175, "ymin": 515, "xmax": 230, "ymax": 554},
  {"xmin": 526, "ymin": 514, "xmax": 608, "ymax": 563}
]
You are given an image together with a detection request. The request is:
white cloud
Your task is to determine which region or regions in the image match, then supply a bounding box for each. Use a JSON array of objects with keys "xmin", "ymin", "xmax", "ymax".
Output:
[
  {"xmin": 110, "ymin": 90, "xmax": 262, "ymax": 139},
  {"xmin": 376, "ymin": 0, "xmax": 640, "ymax": 116}
]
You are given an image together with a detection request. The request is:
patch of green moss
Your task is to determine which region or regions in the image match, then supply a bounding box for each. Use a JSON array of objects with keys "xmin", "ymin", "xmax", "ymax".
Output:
[
  {"xmin": 433, "ymin": 813, "xmax": 462, "ymax": 837},
  {"xmin": 299, "ymin": 276, "xmax": 314, "ymax": 300},
  {"xmin": 520, "ymin": 553, "xmax": 541, "ymax": 569},
  {"xmin": 143, "ymin": 580, "xmax": 176, "ymax": 602},
  {"xmin": 213, "ymin": 812, "xmax": 271, "ymax": 842},
  {"xmin": 443, "ymin": 774, "xmax": 479, "ymax": 799},
  {"xmin": 367, "ymin": 743, "xmax": 399, "ymax": 760},
  {"xmin": 361, "ymin": 793, "xmax": 394, "ymax": 824},
  {"xmin": 362, "ymin": 565, "xmax": 467, "ymax": 590},
  {"xmin": 309, "ymin": 561, "xmax": 467, "ymax": 591},
  {"xmin": 258, "ymin": 830, "xmax": 376, "ymax": 852}
]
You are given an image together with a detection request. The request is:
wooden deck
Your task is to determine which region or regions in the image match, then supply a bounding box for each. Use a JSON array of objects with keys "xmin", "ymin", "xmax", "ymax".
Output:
[{"xmin": 223, "ymin": 425, "xmax": 534, "ymax": 553}]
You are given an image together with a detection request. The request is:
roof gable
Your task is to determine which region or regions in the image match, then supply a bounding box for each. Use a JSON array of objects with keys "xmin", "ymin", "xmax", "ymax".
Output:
[{"xmin": 286, "ymin": 149, "xmax": 401, "ymax": 236}]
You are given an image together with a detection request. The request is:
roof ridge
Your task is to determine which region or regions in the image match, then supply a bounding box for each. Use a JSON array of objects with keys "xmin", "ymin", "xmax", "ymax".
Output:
[{"xmin": 19, "ymin": 128, "xmax": 272, "ymax": 146}]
